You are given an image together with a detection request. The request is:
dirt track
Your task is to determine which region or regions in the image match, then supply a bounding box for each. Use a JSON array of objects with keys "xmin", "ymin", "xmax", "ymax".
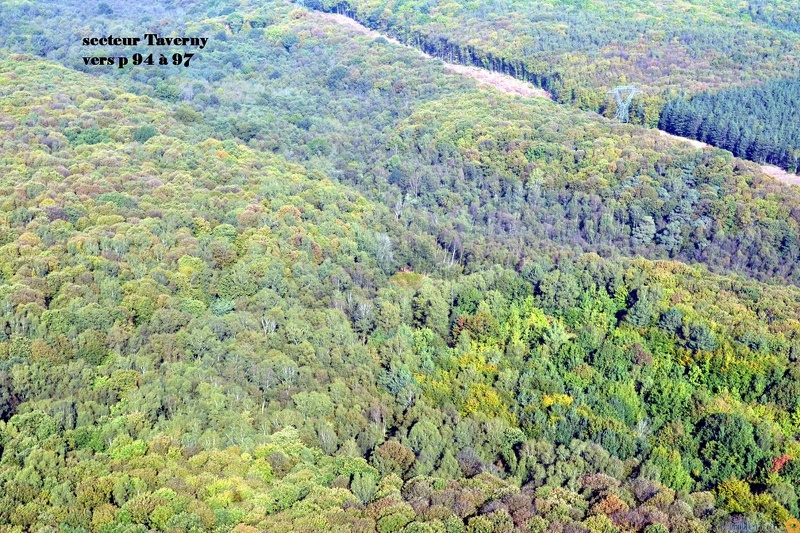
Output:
[{"xmin": 657, "ymin": 130, "xmax": 710, "ymax": 149}]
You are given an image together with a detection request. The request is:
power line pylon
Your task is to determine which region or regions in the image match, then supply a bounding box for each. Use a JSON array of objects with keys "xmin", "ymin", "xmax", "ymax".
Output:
[{"xmin": 608, "ymin": 85, "xmax": 640, "ymax": 123}]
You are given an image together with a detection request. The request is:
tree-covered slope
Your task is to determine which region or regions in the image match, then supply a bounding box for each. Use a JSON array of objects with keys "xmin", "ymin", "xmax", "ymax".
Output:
[
  {"xmin": 8, "ymin": 1, "xmax": 800, "ymax": 284},
  {"xmin": 7, "ymin": 0, "xmax": 800, "ymax": 169},
  {"xmin": 298, "ymin": 0, "xmax": 800, "ymax": 118},
  {"xmin": 1, "ymin": 56, "xmax": 800, "ymax": 530},
  {"xmin": 3, "ymin": 0, "xmax": 800, "ymax": 531},
  {"xmin": 287, "ymin": 0, "xmax": 800, "ymax": 172}
]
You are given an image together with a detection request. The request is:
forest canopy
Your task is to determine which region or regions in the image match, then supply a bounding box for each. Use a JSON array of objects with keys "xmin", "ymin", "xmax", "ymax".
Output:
[
  {"xmin": 295, "ymin": 0, "xmax": 800, "ymax": 167},
  {"xmin": 660, "ymin": 78, "xmax": 800, "ymax": 172},
  {"xmin": 1, "ymin": 0, "xmax": 800, "ymax": 530}
]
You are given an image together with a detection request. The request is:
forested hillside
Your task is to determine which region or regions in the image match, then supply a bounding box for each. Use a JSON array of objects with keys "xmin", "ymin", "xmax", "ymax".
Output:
[
  {"xmin": 297, "ymin": 0, "xmax": 800, "ymax": 117},
  {"xmin": 292, "ymin": 0, "xmax": 800, "ymax": 170},
  {"xmin": 3, "ymin": 56, "xmax": 800, "ymax": 530},
  {"xmin": 9, "ymin": 0, "xmax": 800, "ymax": 283},
  {"xmin": 2, "ymin": 0, "xmax": 800, "ymax": 531}
]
